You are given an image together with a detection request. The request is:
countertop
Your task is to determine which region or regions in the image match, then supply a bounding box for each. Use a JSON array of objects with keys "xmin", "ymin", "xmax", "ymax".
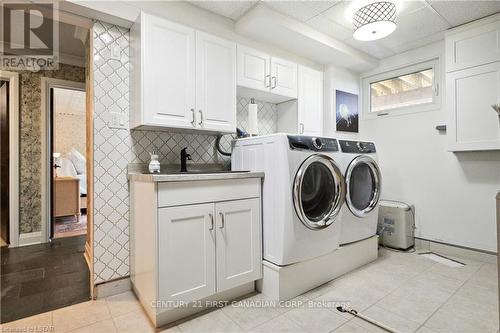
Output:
[{"xmin": 127, "ymin": 163, "xmax": 264, "ymax": 182}]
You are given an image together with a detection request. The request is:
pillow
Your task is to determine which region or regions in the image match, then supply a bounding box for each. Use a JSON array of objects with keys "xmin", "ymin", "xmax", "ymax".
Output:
[
  {"xmin": 68, "ymin": 148, "xmax": 86, "ymax": 175},
  {"xmin": 58, "ymin": 157, "xmax": 78, "ymax": 178}
]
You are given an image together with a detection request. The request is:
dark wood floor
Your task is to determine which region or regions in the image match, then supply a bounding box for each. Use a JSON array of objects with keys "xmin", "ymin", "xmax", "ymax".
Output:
[{"xmin": 0, "ymin": 235, "xmax": 90, "ymax": 323}]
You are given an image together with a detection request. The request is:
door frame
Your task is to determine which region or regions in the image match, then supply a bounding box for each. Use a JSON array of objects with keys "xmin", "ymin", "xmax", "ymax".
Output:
[
  {"xmin": 0, "ymin": 71, "xmax": 19, "ymax": 247},
  {"xmin": 40, "ymin": 78, "xmax": 85, "ymax": 244}
]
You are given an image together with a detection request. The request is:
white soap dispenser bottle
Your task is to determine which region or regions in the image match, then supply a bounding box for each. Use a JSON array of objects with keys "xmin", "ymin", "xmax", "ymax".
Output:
[{"xmin": 149, "ymin": 149, "xmax": 160, "ymax": 173}]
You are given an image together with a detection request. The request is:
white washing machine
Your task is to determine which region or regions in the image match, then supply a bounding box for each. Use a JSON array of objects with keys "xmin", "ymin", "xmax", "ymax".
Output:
[
  {"xmin": 231, "ymin": 133, "xmax": 345, "ymax": 266},
  {"xmin": 337, "ymin": 140, "xmax": 382, "ymax": 245}
]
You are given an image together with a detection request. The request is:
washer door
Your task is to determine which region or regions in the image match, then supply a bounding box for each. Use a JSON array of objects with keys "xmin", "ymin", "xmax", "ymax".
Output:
[
  {"xmin": 345, "ymin": 155, "xmax": 381, "ymax": 217},
  {"xmin": 293, "ymin": 154, "xmax": 345, "ymax": 230}
]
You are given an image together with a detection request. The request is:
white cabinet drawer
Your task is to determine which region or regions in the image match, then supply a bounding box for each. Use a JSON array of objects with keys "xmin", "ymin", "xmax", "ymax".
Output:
[{"xmin": 157, "ymin": 178, "xmax": 260, "ymax": 207}]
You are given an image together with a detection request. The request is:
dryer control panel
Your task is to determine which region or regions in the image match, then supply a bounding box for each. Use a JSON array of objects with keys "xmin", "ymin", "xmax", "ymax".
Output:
[
  {"xmin": 287, "ymin": 135, "xmax": 339, "ymax": 152},
  {"xmin": 339, "ymin": 140, "xmax": 376, "ymax": 153}
]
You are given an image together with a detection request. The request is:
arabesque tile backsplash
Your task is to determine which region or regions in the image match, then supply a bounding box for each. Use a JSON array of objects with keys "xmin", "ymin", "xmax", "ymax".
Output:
[{"xmin": 93, "ymin": 21, "xmax": 277, "ymax": 283}]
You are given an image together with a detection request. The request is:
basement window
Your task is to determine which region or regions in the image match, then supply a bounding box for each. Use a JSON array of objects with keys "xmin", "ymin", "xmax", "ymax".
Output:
[{"xmin": 362, "ymin": 59, "xmax": 440, "ymax": 118}]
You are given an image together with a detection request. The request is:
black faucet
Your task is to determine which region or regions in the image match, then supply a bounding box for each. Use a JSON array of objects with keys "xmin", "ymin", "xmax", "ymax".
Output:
[{"xmin": 180, "ymin": 147, "xmax": 191, "ymax": 172}]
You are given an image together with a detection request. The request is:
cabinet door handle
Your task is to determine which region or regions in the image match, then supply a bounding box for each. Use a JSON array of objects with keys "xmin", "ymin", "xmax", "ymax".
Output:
[
  {"xmin": 271, "ymin": 76, "xmax": 277, "ymax": 89},
  {"xmin": 299, "ymin": 123, "xmax": 304, "ymax": 134},
  {"xmin": 265, "ymin": 74, "xmax": 271, "ymax": 88},
  {"xmin": 198, "ymin": 110, "xmax": 203, "ymax": 126},
  {"xmin": 190, "ymin": 108, "xmax": 196, "ymax": 127},
  {"xmin": 219, "ymin": 212, "xmax": 225, "ymax": 229},
  {"xmin": 208, "ymin": 213, "xmax": 214, "ymax": 230}
]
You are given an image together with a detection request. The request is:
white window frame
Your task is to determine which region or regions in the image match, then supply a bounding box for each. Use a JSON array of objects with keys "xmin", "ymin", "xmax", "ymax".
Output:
[{"xmin": 362, "ymin": 58, "xmax": 441, "ymax": 119}]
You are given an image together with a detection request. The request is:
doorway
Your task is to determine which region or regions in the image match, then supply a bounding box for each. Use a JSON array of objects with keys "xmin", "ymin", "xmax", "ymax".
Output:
[
  {"xmin": 49, "ymin": 86, "xmax": 87, "ymax": 239},
  {"xmin": 1, "ymin": 80, "xmax": 9, "ymax": 247}
]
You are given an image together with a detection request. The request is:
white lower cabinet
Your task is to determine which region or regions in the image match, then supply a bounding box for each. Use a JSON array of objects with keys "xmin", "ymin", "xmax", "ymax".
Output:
[
  {"xmin": 215, "ymin": 198, "xmax": 261, "ymax": 292},
  {"xmin": 130, "ymin": 177, "xmax": 262, "ymax": 327},
  {"xmin": 158, "ymin": 204, "xmax": 216, "ymax": 302}
]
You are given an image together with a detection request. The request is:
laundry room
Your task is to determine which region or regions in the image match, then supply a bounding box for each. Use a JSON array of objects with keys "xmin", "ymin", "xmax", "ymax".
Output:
[{"xmin": 1, "ymin": 1, "xmax": 499, "ymax": 332}]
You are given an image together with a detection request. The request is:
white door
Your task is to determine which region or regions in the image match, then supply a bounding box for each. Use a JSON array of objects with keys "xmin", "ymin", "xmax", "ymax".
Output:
[
  {"xmin": 196, "ymin": 32, "xmax": 236, "ymax": 133},
  {"xmin": 143, "ymin": 14, "xmax": 196, "ymax": 129},
  {"xmin": 158, "ymin": 204, "xmax": 216, "ymax": 302},
  {"xmin": 447, "ymin": 62, "xmax": 500, "ymax": 151},
  {"xmin": 270, "ymin": 57, "xmax": 297, "ymax": 98},
  {"xmin": 237, "ymin": 45, "xmax": 270, "ymax": 92},
  {"xmin": 215, "ymin": 198, "xmax": 262, "ymax": 292},
  {"xmin": 298, "ymin": 66, "xmax": 323, "ymax": 136}
]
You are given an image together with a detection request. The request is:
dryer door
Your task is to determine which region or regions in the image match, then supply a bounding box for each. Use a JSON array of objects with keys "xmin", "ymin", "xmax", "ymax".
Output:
[
  {"xmin": 345, "ymin": 155, "xmax": 381, "ymax": 217},
  {"xmin": 293, "ymin": 154, "xmax": 345, "ymax": 230}
]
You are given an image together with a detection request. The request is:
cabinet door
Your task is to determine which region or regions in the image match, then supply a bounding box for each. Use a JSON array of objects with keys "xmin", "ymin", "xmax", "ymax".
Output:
[
  {"xmin": 196, "ymin": 32, "xmax": 236, "ymax": 133},
  {"xmin": 158, "ymin": 204, "xmax": 216, "ymax": 302},
  {"xmin": 237, "ymin": 45, "xmax": 270, "ymax": 92},
  {"xmin": 447, "ymin": 62, "xmax": 500, "ymax": 151},
  {"xmin": 143, "ymin": 14, "xmax": 196, "ymax": 129},
  {"xmin": 215, "ymin": 198, "xmax": 262, "ymax": 292},
  {"xmin": 270, "ymin": 57, "xmax": 297, "ymax": 98},
  {"xmin": 298, "ymin": 66, "xmax": 323, "ymax": 136}
]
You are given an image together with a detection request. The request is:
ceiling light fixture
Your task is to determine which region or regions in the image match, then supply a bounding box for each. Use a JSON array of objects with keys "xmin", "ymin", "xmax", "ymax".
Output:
[{"xmin": 352, "ymin": 1, "xmax": 397, "ymax": 41}]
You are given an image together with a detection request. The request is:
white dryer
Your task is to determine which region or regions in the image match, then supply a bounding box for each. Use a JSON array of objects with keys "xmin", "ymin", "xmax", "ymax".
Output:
[
  {"xmin": 232, "ymin": 133, "xmax": 345, "ymax": 266},
  {"xmin": 337, "ymin": 140, "xmax": 382, "ymax": 245}
]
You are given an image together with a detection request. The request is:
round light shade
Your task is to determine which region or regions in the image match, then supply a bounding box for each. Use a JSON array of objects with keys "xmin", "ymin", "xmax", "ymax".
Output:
[{"xmin": 353, "ymin": 1, "xmax": 397, "ymax": 41}]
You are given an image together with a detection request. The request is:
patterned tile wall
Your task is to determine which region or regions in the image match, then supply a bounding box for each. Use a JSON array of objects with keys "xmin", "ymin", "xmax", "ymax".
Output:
[
  {"xmin": 2, "ymin": 65, "xmax": 85, "ymax": 234},
  {"xmin": 93, "ymin": 21, "xmax": 278, "ymax": 283}
]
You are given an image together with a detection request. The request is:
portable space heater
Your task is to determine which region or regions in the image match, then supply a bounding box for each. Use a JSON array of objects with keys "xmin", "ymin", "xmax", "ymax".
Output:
[{"xmin": 377, "ymin": 200, "xmax": 415, "ymax": 250}]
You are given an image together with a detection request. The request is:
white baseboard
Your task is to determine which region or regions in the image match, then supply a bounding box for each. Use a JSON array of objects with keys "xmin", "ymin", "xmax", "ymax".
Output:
[
  {"xmin": 95, "ymin": 277, "xmax": 132, "ymax": 299},
  {"xmin": 415, "ymin": 237, "xmax": 497, "ymax": 264},
  {"xmin": 18, "ymin": 231, "xmax": 42, "ymax": 246}
]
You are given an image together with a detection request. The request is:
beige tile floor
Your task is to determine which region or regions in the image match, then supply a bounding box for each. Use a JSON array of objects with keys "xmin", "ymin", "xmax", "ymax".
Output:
[{"xmin": 1, "ymin": 249, "xmax": 498, "ymax": 333}]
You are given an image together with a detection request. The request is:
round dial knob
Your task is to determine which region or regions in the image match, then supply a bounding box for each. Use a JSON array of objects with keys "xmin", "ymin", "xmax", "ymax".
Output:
[
  {"xmin": 356, "ymin": 142, "xmax": 365, "ymax": 151},
  {"xmin": 312, "ymin": 138, "xmax": 323, "ymax": 149}
]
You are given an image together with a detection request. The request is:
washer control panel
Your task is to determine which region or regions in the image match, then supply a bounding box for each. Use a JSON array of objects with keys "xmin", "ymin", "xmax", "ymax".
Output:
[
  {"xmin": 288, "ymin": 135, "xmax": 339, "ymax": 152},
  {"xmin": 339, "ymin": 140, "xmax": 376, "ymax": 153}
]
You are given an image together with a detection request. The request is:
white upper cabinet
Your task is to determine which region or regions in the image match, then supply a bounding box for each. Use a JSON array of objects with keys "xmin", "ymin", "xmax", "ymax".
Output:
[
  {"xmin": 237, "ymin": 45, "xmax": 298, "ymax": 102},
  {"xmin": 298, "ymin": 66, "xmax": 323, "ymax": 136},
  {"xmin": 447, "ymin": 62, "xmax": 500, "ymax": 151},
  {"xmin": 132, "ymin": 13, "xmax": 196, "ymax": 129},
  {"xmin": 131, "ymin": 12, "xmax": 236, "ymax": 133},
  {"xmin": 270, "ymin": 57, "xmax": 298, "ymax": 99},
  {"xmin": 237, "ymin": 45, "xmax": 270, "ymax": 92},
  {"xmin": 445, "ymin": 15, "xmax": 500, "ymax": 151},
  {"xmin": 196, "ymin": 32, "xmax": 236, "ymax": 133},
  {"xmin": 446, "ymin": 19, "xmax": 500, "ymax": 73}
]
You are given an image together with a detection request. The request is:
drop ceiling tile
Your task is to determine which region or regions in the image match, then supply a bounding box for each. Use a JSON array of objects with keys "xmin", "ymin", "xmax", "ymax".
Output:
[
  {"xmin": 189, "ymin": 1, "xmax": 258, "ymax": 20},
  {"xmin": 263, "ymin": 1, "xmax": 326, "ymax": 22},
  {"xmin": 428, "ymin": 0, "xmax": 500, "ymax": 27},
  {"xmin": 306, "ymin": 15, "xmax": 353, "ymax": 41},
  {"xmin": 377, "ymin": 6, "xmax": 450, "ymax": 50},
  {"xmin": 320, "ymin": 1, "xmax": 352, "ymax": 30},
  {"xmin": 397, "ymin": 0, "xmax": 428, "ymax": 15}
]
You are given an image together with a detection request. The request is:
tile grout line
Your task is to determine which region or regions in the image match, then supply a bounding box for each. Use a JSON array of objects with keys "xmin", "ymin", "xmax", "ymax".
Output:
[{"xmin": 415, "ymin": 261, "xmax": 485, "ymax": 332}]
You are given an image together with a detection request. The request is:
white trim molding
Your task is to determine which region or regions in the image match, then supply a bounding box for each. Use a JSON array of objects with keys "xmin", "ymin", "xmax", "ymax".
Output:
[
  {"xmin": 40, "ymin": 78, "xmax": 85, "ymax": 243},
  {"xmin": 0, "ymin": 71, "xmax": 20, "ymax": 247}
]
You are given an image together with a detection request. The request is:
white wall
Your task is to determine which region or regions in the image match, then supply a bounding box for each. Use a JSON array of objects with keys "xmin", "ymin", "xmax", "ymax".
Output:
[{"xmin": 330, "ymin": 41, "xmax": 500, "ymax": 252}]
